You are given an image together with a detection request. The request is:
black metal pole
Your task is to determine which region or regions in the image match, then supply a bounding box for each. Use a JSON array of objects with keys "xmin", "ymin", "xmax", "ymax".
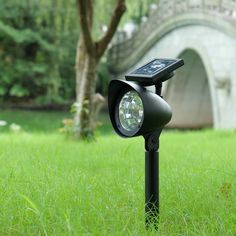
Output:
[
  {"xmin": 145, "ymin": 149, "xmax": 159, "ymax": 228},
  {"xmin": 144, "ymin": 130, "xmax": 161, "ymax": 229},
  {"xmin": 144, "ymin": 82, "xmax": 163, "ymax": 229}
]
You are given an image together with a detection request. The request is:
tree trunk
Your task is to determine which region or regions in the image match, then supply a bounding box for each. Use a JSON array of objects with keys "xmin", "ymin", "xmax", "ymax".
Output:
[
  {"xmin": 75, "ymin": 0, "xmax": 126, "ymax": 140},
  {"xmin": 74, "ymin": 37, "xmax": 86, "ymax": 126},
  {"xmin": 75, "ymin": 37, "xmax": 87, "ymax": 101},
  {"xmin": 75, "ymin": 47, "xmax": 98, "ymax": 139}
]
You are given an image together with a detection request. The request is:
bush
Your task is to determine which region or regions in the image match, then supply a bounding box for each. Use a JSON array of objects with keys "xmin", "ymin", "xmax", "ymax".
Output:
[{"xmin": 0, "ymin": 0, "xmax": 78, "ymax": 104}]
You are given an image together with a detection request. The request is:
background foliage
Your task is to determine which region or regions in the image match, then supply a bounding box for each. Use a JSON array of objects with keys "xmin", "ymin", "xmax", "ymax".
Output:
[
  {"xmin": 0, "ymin": 0, "xmax": 157, "ymax": 105},
  {"xmin": 0, "ymin": 0, "xmax": 78, "ymax": 105}
]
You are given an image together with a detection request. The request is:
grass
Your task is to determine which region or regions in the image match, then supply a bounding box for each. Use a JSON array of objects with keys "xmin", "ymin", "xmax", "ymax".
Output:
[
  {"xmin": 0, "ymin": 108, "xmax": 111, "ymax": 134},
  {"xmin": 0, "ymin": 109, "xmax": 236, "ymax": 235},
  {"xmin": 0, "ymin": 109, "xmax": 69, "ymax": 133}
]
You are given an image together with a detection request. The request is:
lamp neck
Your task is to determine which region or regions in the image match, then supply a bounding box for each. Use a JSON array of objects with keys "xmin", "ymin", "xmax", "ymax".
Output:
[
  {"xmin": 154, "ymin": 72, "xmax": 175, "ymax": 96},
  {"xmin": 143, "ymin": 128, "xmax": 163, "ymax": 152},
  {"xmin": 155, "ymin": 82, "xmax": 162, "ymax": 96}
]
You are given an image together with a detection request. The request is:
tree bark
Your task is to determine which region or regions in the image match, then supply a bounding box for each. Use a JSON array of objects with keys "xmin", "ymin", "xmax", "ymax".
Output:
[
  {"xmin": 75, "ymin": 0, "xmax": 126, "ymax": 139},
  {"xmin": 77, "ymin": 52, "xmax": 97, "ymax": 138},
  {"xmin": 74, "ymin": 37, "xmax": 86, "ymax": 126}
]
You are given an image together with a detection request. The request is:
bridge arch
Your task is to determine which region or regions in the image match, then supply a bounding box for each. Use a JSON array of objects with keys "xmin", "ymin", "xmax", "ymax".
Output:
[
  {"xmin": 112, "ymin": 24, "xmax": 236, "ymax": 129},
  {"xmin": 109, "ymin": 11, "xmax": 236, "ymax": 74},
  {"xmin": 166, "ymin": 48, "xmax": 214, "ymax": 128},
  {"xmin": 109, "ymin": 1, "xmax": 236, "ymax": 129}
]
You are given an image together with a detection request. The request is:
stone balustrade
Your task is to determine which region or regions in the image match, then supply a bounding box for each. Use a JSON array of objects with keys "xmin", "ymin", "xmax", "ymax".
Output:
[{"xmin": 108, "ymin": 0, "xmax": 236, "ymax": 71}]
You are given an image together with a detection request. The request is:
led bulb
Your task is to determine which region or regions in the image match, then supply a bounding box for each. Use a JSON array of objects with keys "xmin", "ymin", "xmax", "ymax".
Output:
[{"xmin": 118, "ymin": 91, "xmax": 144, "ymax": 131}]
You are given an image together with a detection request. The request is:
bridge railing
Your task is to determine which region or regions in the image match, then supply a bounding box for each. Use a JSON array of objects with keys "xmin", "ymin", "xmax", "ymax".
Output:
[{"xmin": 108, "ymin": 0, "xmax": 236, "ymax": 70}]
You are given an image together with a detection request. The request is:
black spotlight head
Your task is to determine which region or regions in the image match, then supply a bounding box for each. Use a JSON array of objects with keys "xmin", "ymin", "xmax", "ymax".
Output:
[{"xmin": 108, "ymin": 79, "xmax": 172, "ymax": 137}]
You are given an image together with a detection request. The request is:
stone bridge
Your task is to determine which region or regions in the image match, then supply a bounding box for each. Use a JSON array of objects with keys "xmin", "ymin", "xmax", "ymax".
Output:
[{"xmin": 108, "ymin": 0, "xmax": 236, "ymax": 129}]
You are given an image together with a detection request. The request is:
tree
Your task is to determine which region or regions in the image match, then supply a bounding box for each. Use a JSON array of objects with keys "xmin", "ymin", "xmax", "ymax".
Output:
[
  {"xmin": 0, "ymin": 0, "xmax": 78, "ymax": 105},
  {"xmin": 75, "ymin": 0, "xmax": 126, "ymax": 139}
]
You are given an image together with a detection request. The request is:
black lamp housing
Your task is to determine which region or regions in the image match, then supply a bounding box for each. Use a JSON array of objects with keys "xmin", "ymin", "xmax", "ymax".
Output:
[
  {"xmin": 107, "ymin": 58, "xmax": 184, "ymax": 229},
  {"xmin": 108, "ymin": 79, "xmax": 172, "ymax": 137}
]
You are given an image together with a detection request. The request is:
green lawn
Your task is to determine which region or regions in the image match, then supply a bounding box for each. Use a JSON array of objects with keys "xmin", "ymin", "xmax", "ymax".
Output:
[
  {"xmin": 0, "ymin": 109, "xmax": 69, "ymax": 133},
  {"xmin": 0, "ymin": 110, "xmax": 236, "ymax": 235},
  {"xmin": 0, "ymin": 109, "xmax": 111, "ymax": 134}
]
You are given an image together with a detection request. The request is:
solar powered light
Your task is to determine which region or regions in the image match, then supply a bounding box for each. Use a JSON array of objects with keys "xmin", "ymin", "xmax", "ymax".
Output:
[{"xmin": 108, "ymin": 58, "xmax": 184, "ymax": 228}]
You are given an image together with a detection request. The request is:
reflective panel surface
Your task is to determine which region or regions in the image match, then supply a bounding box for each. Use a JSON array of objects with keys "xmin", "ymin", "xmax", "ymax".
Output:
[{"xmin": 118, "ymin": 91, "xmax": 144, "ymax": 131}]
